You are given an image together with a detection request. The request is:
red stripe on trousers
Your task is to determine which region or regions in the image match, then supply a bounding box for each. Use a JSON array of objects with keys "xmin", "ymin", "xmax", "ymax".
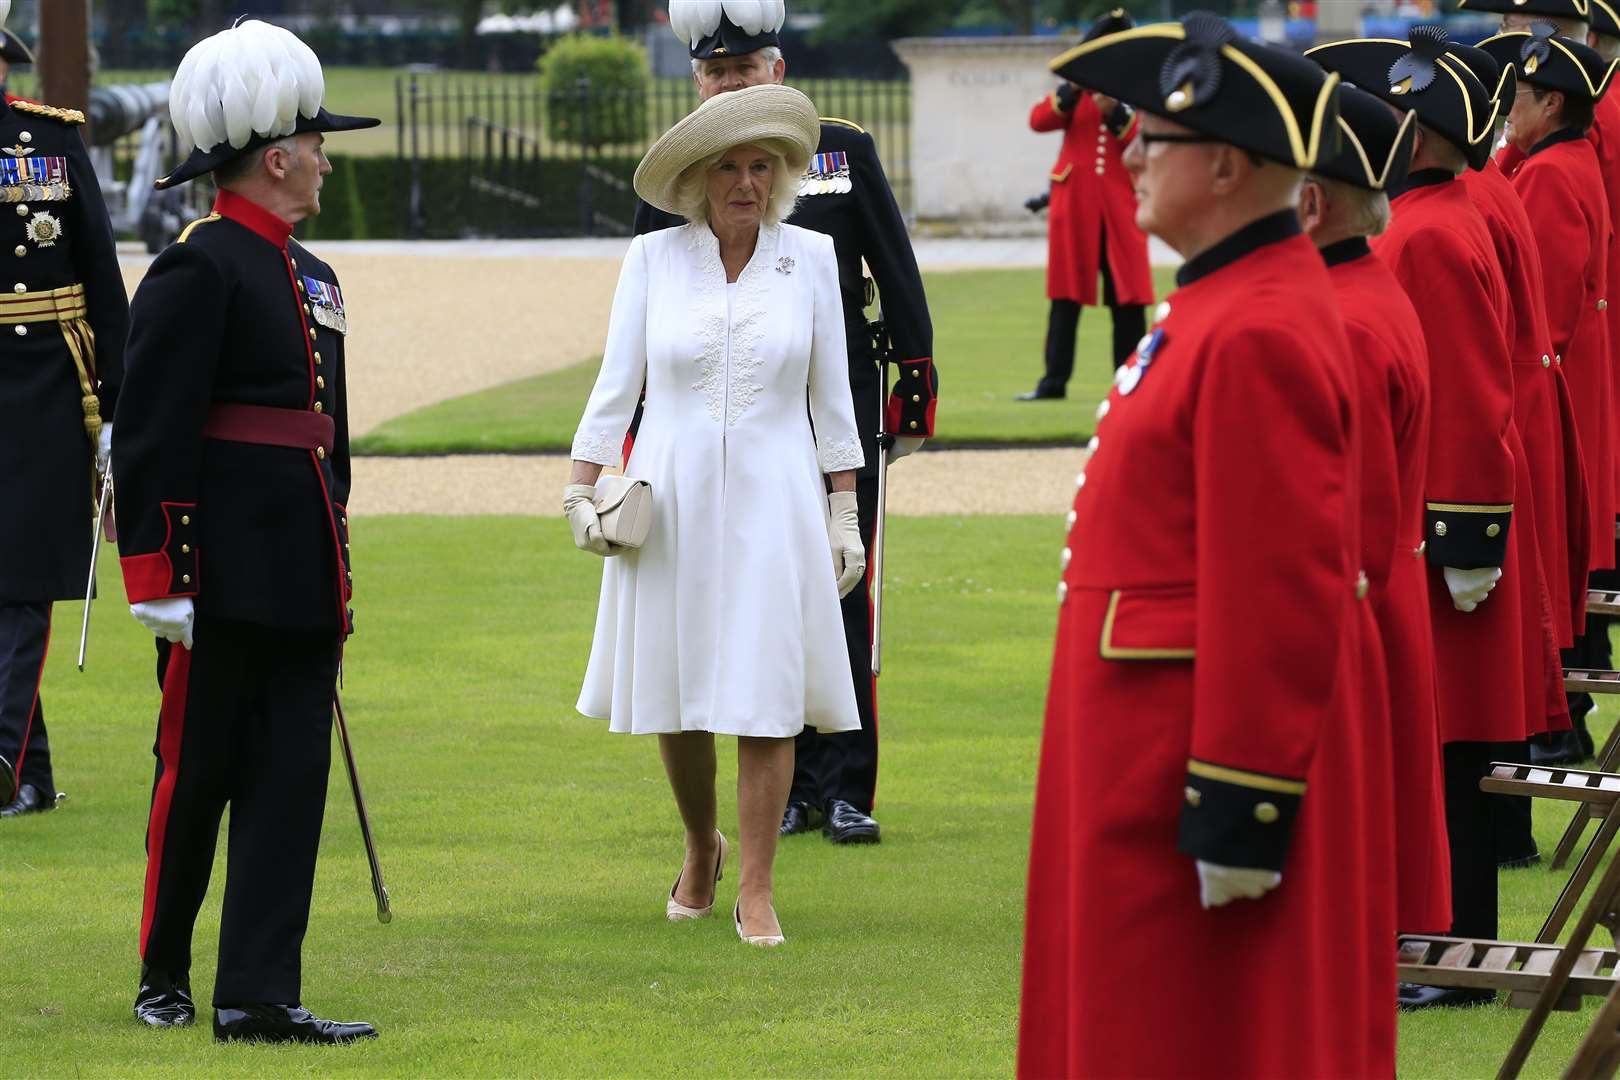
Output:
[
  {"xmin": 11, "ymin": 604, "xmax": 53, "ymax": 801},
  {"xmin": 139, "ymin": 645, "xmax": 192, "ymax": 956}
]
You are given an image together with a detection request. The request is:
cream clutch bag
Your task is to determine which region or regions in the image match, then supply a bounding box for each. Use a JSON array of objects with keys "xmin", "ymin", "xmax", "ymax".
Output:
[{"xmin": 594, "ymin": 475, "xmax": 653, "ymax": 549}]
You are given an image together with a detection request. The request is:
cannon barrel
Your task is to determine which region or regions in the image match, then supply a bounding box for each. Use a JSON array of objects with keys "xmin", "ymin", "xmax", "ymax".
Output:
[{"xmin": 87, "ymin": 82, "xmax": 170, "ymax": 146}]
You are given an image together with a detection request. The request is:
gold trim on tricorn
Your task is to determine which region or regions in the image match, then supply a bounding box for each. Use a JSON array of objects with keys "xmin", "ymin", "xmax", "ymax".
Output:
[{"xmin": 1479, "ymin": 31, "xmax": 1620, "ymax": 98}]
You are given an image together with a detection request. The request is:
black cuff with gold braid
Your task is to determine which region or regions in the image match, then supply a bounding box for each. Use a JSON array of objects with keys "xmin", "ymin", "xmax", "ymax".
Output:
[
  {"xmin": 1176, "ymin": 759, "xmax": 1304, "ymax": 872},
  {"xmin": 1424, "ymin": 502, "xmax": 1511, "ymax": 569},
  {"xmin": 1105, "ymin": 102, "xmax": 1133, "ymax": 136}
]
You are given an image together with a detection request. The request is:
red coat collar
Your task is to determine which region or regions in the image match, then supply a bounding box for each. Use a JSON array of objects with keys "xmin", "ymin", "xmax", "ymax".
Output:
[{"xmin": 213, "ymin": 189, "xmax": 294, "ymax": 249}]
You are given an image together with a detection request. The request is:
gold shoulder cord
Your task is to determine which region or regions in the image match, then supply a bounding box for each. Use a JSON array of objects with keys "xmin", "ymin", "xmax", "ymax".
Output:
[{"xmin": 11, "ymin": 100, "xmax": 86, "ymax": 125}]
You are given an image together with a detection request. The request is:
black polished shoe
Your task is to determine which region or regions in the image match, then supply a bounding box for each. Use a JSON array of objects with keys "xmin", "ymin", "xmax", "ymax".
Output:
[
  {"xmin": 0, "ymin": 784, "xmax": 57, "ymax": 818},
  {"xmin": 213, "ymin": 1004, "xmax": 377, "ymax": 1045},
  {"xmin": 823, "ymin": 799, "xmax": 881, "ymax": 844},
  {"xmin": 1528, "ymin": 730, "xmax": 1587, "ymax": 767},
  {"xmin": 780, "ymin": 801, "xmax": 819, "ymax": 836},
  {"xmin": 1015, "ymin": 388, "xmax": 1065, "ymax": 401},
  {"xmin": 1398, "ymin": 983, "xmax": 1495, "ymax": 1010},
  {"xmin": 133, "ymin": 969, "xmax": 195, "ymax": 1028}
]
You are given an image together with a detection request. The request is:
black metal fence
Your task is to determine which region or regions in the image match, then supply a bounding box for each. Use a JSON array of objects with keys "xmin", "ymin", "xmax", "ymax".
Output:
[{"xmin": 396, "ymin": 73, "xmax": 913, "ymax": 239}]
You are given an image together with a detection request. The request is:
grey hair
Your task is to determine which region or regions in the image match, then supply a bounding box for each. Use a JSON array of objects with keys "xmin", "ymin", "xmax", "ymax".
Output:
[
  {"xmin": 1308, "ymin": 174, "xmax": 1392, "ymax": 237},
  {"xmin": 692, "ymin": 45, "xmax": 783, "ymax": 76},
  {"xmin": 215, "ymin": 135, "xmax": 300, "ymax": 186},
  {"xmin": 671, "ymin": 138, "xmax": 801, "ymax": 227}
]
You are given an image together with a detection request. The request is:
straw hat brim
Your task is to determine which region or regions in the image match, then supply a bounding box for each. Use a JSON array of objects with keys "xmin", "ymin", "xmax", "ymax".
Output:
[{"xmin": 633, "ymin": 83, "xmax": 820, "ymax": 216}]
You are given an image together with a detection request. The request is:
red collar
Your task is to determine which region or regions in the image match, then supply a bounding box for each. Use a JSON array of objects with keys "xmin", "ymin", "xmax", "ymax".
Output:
[{"xmin": 213, "ymin": 189, "xmax": 294, "ymax": 249}]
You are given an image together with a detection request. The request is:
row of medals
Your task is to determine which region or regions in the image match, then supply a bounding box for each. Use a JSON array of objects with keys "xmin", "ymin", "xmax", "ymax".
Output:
[{"xmin": 799, "ymin": 171, "xmax": 851, "ymax": 196}]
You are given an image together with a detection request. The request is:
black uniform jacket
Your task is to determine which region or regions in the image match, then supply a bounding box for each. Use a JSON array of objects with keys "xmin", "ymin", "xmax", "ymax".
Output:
[
  {"xmin": 0, "ymin": 99, "xmax": 128, "ymax": 602},
  {"xmin": 633, "ymin": 117, "xmax": 936, "ymax": 476},
  {"xmin": 114, "ymin": 190, "xmax": 353, "ymax": 635}
]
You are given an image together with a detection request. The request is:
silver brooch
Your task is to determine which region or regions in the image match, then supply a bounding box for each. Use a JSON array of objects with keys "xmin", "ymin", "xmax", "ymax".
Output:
[{"xmin": 776, "ymin": 256, "xmax": 794, "ymax": 275}]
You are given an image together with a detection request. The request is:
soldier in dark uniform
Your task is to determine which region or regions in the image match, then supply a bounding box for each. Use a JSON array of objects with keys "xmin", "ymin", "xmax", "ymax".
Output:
[
  {"xmin": 636, "ymin": 1, "xmax": 936, "ymax": 845},
  {"xmin": 113, "ymin": 19, "xmax": 377, "ymax": 1043},
  {"xmin": 0, "ymin": 4, "xmax": 129, "ymax": 818}
]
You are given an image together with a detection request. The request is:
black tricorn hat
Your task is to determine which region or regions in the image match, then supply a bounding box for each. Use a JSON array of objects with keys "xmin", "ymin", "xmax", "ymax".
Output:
[
  {"xmin": 155, "ymin": 108, "xmax": 378, "ymax": 190},
  {"xmin": 1454, "ymin": 0, "xmax": 1590, "ymax": 20},
  {"xmin": 1082, "ymin": 8, "xmax": 1135, "ymax": 44},
  {"xmin": 0, "ymin": 29, "xmax": 33, "ymax": 66},
  {"xmin": 1307, "ymin": 28, "xmax": 1500, "ymax": 170},
  {"xmin": 1478, "ymin": 26, "xmax": 1618, "ymax": 102},
  {"xmin": 1592, "ymin": 0, "xmax": 1620, "ymax": 39},
  {"xmin": 1048, "ymin": 12, "xmax": 1341, "ymax": 170},
  {"xmin": 1313, "ymin": 83, "xmax": 1417, "ymax": 191},
  {"xmin": 1443, "ymin": 39, "xmax": 1518, "ymax": 106}
]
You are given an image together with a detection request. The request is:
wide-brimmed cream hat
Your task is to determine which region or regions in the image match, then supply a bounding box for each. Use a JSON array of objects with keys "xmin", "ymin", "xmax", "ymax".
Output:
[{"xmin": 633, "ymin": 83, "xmax": 820, "ymax": 215}]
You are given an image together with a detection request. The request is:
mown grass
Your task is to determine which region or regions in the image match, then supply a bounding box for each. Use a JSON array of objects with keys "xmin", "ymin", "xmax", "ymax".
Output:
[
  {"xmin": 3, "ymin": 513, "xmax": 1610, "ymax": 1076},
  {"xmin": 353, "ymin": 268, "xmax": 1180, "ymax": 453}
]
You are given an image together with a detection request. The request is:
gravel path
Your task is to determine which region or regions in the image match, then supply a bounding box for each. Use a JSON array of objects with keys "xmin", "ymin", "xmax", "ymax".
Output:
[{"xmin": 349, "ymin": 447, "xmax": 1090, "ymax": 518}]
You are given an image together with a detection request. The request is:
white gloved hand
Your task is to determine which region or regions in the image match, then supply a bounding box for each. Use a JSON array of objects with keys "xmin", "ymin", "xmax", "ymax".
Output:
[
  {"xmin": 828, "ymin": 490, "xmax": 866, "ymax": 598},
  {"xmin": 131, "ymin": 598, "xmax": 194, "ymax": 650},
  {"xmin": 888, "ymin": 436, "xmax": 925, "ymax": 463},
  {"xmin": 562, "ymin": 483, "xmax": 616, "ymax": 557},
  {"xmin": 1443, "ymin": 566, "xmax": 1503, "ymax": 612},
  {"xmin": 1196, "ymin": 861, "xmax": 1282, "ymax": 909},
  {"xmin": 97, "ymin": 423, "xmax": 113, "ymax": 474}
]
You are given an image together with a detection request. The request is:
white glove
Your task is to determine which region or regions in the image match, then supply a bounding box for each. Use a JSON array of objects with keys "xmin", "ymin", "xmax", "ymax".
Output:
[
  {"xmin": 563, "ymin": 483, "xmax": 617, "ymax": 557},
  {"xmin": 1196, "ymin": 861, "xmax": 1282, "ymax": 909},
  {"xmin": 131, "ymin": 598, "xmax": 194, "ymax": 650},
  {"xmin": 1443, "ymin": 566, "xmax": 1503, "ymax": 612},
  {"xmin": 828, "ymin": 490, "xmax": 866, "ymax": 598},
  {"xmin": 888, "ymin": 436, "xmax": 925, "ymax": 463},
  {"xmin": 97, "ymin": 423, "xmax": 113, "ymax": 474}
]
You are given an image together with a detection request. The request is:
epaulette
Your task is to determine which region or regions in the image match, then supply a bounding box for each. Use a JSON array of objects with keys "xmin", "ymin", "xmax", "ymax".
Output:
[
  {"xmin": 11, "ymin": 100, "xmax": 85, "ymax": 125},
  {"xmin": 820, "ymin": 116, "xmax": 867, "ymax": 135},
  {"xmin": 177, "ymin": 214, "xmax": 221, "ymax": 244}
]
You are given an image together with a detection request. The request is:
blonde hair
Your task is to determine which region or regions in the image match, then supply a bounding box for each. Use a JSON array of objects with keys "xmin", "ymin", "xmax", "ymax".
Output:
[{"xmin": 672, "ymin": 138, "xmax": 802, "ymax": 226}]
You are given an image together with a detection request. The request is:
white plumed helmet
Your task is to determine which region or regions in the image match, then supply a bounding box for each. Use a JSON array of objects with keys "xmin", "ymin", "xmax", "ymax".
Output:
[{"xmin": 669, "ymin": 1, "xmax": 786, "ymax": 53}]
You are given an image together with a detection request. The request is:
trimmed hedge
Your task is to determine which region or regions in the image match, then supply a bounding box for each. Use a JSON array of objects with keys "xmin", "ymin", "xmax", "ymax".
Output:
[
  {"xmin": 538, "ymin": 35, "xmax": 651, "ymax": 149},
  {"xmin": 296, "ymin": 153, "xmax": 645, "ymax": 241}
]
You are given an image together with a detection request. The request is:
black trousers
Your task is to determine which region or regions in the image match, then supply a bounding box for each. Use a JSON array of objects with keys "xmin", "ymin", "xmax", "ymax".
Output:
[
  {"xmin": 139, "ymin": 615, "xmax": 338, "ymax": 1007},
  {"xmin": 792, "ymin": 475, "xmax": 880, "ymax": 813},
  {"xmin": 0, "ymin": 602, "xmax": 53, "ymax": 799},
  {"xmin": 1445, "ymin": 740, "xmax": 1521, "ymax": 939},
  {"xmin": 1036, "ymin": 233, "xmax": 1148, "ymax": 396},
  {"xmin": 1567, "ymin": 541, "xmax": 1620, "ymax": 733}
]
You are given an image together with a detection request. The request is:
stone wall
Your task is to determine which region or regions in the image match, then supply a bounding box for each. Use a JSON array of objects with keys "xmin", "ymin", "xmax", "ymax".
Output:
[{"xmin": 893, "ymin": 36, "xmax": 1078, "ymax": 232}]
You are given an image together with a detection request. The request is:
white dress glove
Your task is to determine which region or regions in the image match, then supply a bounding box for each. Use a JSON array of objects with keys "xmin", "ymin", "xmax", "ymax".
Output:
[
  {"xmin": 97, "ymin": 423, "xmax": 113, "ymax": 474},
  {"xmin": 828, "ymin": 490, "xmax": 866, "ymax": 599},
  {"xmin": 563, "ymin": 483, "xmax": 617, "ymax": 557},
  {"xmin": 1443, "ymin": 566, "xmax": 1503, "ymax": 612},
  {"xmin": 1196, "ymin": 861, "xmax": 1282, "ymax": 909},
  {"xmin": 889, "ymin": 436, "xmax": 925, "ymax": 463},
  {"xmin": 131, "ymin": 598, "xmax": 194, "ymax": 650}
]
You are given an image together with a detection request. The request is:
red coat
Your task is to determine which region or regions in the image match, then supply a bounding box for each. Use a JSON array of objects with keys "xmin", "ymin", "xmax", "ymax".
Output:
[
  {"xmin": 1374, "ymin": 174, "xmax": 1526, "ymax": 746},
  {"xmin": 1030, "ymin": 90, "xmax": 1153, "ymax": 307},
  {"xmin": 1461, "ymin": 166, "xmax": 1576, "ymax": 738},
  {"xmin": 1465, "ymin": 163, "xmax": 1588, "ymax": 646},
  {"xmin": 1507, "ymin": 133, "xmax": 1616, "ymax": 576},
  {"xmin": 1593, "ymin": 96, "xmax": 1620, "ymax": 533},
  {"xmin": 1327, "ymin": 240, "xmax": 1451, "ymax": 933},
  {"xmin": 1019, "ymin": 217, "xmax": 1394, "ymax": 1079}
]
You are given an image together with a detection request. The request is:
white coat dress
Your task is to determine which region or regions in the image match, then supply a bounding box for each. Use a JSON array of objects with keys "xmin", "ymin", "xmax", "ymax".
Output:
[{"xmin": 571, "ymin": 220, "xmax": 866, "ymax": 737}]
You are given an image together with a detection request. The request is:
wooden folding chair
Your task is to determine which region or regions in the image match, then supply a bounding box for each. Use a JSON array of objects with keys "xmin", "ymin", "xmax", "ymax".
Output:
[
  {"xmin": 1552, "ymin": 590, "xmax": 1620, "ymax": 873},
  {"xmin": 1397, "ymin": 822, "xmax": 1620, "ymax": 1079}
]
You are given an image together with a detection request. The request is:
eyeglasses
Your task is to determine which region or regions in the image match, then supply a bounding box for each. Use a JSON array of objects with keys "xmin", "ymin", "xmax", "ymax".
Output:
[{"xmin": 1137, "ymin": 132, "xmax": 1222, "ymax": 146}]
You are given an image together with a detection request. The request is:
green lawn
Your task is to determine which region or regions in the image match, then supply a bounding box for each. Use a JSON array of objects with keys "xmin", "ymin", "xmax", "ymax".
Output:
[
  {"xmin": 353, "ymin": 268, "xmax": 1180, "ymax": 454},
  {"xmin": 5, "ymin": 514, "xmax": 1614, "ymax": 1076},
  {"xmin": 0, "ymin": 515, "xmax": 1052, "ymax": 1076}
]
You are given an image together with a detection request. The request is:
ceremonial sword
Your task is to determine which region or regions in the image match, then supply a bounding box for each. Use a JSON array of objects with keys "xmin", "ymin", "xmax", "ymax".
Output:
[
  {"xmin": 77, "ymin": 469, "xmax": 114, "ymax": 671},
  {"xmin": 334, "ymin": 682, "xmax": 392, "ymax": 923},
  {"xmin": 869, "ymin": 312, "xmax": 894, "ymax": 678}
]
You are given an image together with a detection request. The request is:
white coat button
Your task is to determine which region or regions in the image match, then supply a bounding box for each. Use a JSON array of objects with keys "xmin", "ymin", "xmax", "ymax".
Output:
[
  {"xmin": 1057, "ymin": 581, "xmax": 1069, "ymax": 604},
  {"xmin": 1543, "ymin": 354, "xmax": 1552, "ymax": 368},
  {"xmin": 1066, "ymin": 510, "xmax": 1077, "ymax": 528},
  {"xmin": 19, "ymin": 131, "xmax": 31, "ymax": 144},
  {"xmin": 13, "ymin": 325, "xmax": 25, "ymax": 336},
  {"xmin": 1095, "ymin": 399, "xmax": 1111, "ymax": 420},
  {"xmin": 1061, "ymin": 547, "xmax": 1072, "ymax": 570},
  {"xmin": 1155, "ymin": 301, "xmax": 1172, "ymax": 321},
  {"xmin": 1086, "ymin": 436, "xmax": 1100, "ymax": 452},
  {"xmin": 11, "ymin": 283, "xmax": 22, "ymax": 294},
  {"xmin": 1075, "ymin": 473, "xmax": 1087, "ymax": 491}
]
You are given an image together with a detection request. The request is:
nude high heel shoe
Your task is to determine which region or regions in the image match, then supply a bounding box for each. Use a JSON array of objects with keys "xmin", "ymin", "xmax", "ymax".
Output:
[
  {"xmin": 733, "ymin": 900, "xmax": 786, "ymax": 947},
  {"xmin": 666, "ymin": 831, "xmax": 727, "ymax": 921}
]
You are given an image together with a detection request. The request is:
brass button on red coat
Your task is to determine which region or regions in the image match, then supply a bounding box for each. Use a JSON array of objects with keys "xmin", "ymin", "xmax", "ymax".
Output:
[{"xmin": 1254, "ymin": 802, "xmax": 1280, "ymax": 824}]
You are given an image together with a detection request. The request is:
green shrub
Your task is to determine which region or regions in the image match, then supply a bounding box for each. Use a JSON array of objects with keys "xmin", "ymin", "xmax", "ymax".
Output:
[{"xmin": 538, "ymin": 34, "xmax": 650, "ymax": 149}]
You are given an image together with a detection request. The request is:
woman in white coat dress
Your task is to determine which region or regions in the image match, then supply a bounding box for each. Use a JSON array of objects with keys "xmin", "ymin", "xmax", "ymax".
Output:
[{"xmin": 563, "ymin": 85, "xmax": 866, "ymax": 947}]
